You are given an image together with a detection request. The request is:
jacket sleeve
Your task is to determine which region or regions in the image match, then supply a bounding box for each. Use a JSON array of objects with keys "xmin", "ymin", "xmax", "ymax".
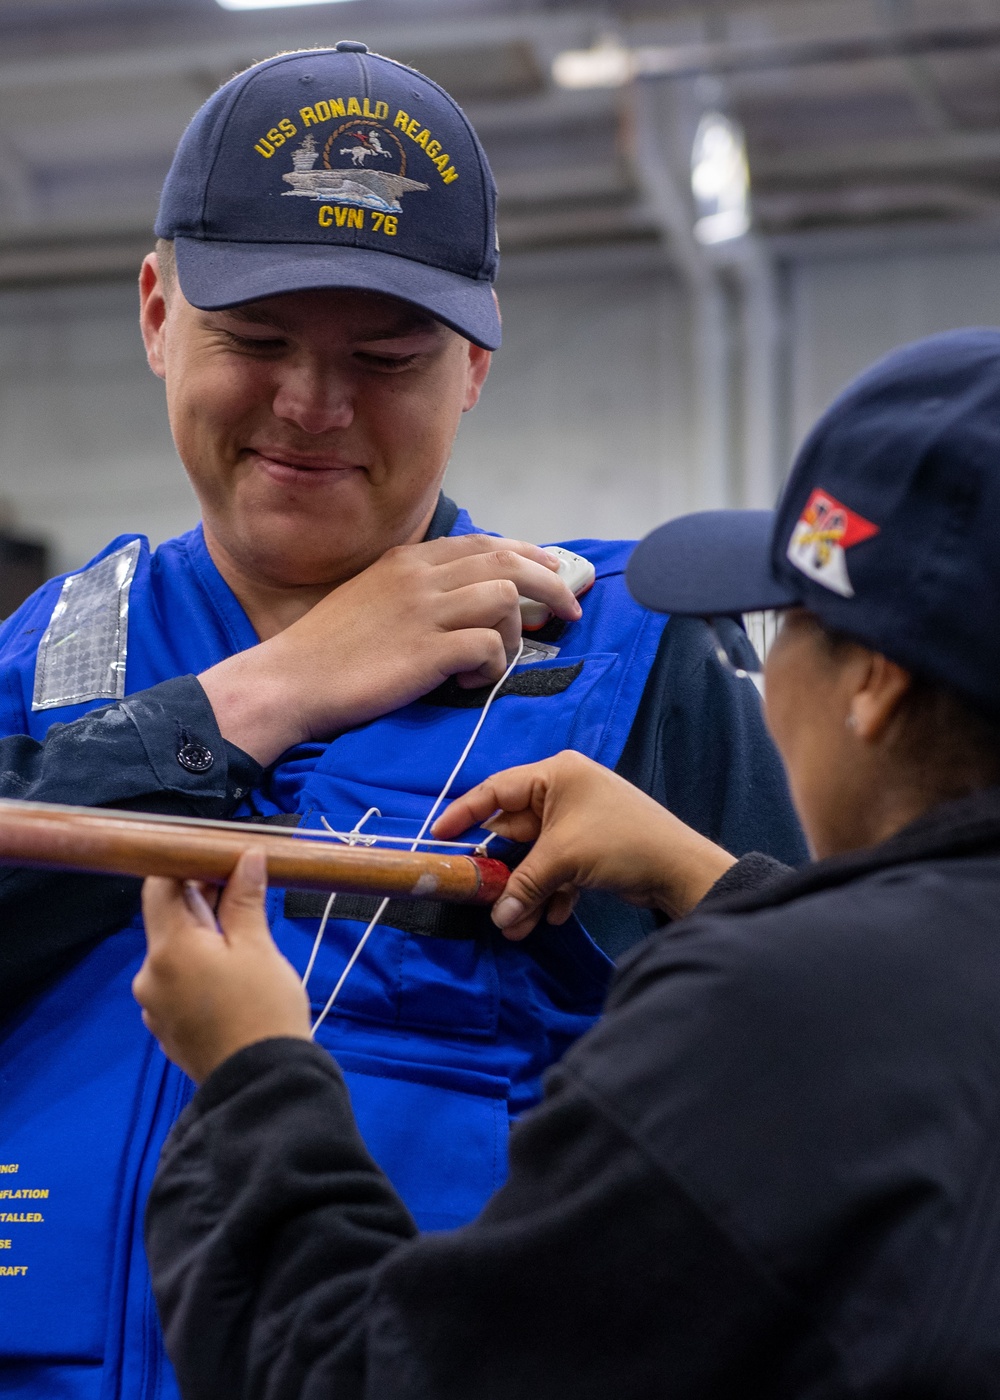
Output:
[
  {"xmin": 0, "ymin": 675, "xmax": 262, "ymax": 1018},
  {"xmin": 146, "ymin": 1036, "xmax": 802, "ymax": 1400},
  {"xmin": 577, "ymin": 616, "xmax": 807, "ymax": 958},
  {"xmin": 618, "ymin": 615, "xmax": 805, "ymax": 863}
]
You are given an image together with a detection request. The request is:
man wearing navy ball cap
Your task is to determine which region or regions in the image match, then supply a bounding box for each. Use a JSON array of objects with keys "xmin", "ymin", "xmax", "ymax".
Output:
[
  {"xmin": 0, "ymin": 45, "xmax": 802, "ymax": 1399},
  {"xmin": 158, "ymin": 41, "xmax": 502, "ymax": 346}
]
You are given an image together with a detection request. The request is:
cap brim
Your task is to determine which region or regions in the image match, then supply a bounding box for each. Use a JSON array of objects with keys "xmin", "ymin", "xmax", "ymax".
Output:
[
  {"xmin": 173, "ymin": 237, "xmax": 501, "ymax": 350},
  {"xmin": 626, "ymin": 509, "xmax": 801, "ymax": 615}
]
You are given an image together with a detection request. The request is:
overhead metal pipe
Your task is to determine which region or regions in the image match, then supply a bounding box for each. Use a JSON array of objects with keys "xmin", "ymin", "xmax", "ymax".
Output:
[
  {"xmin": 630, "ymin": 24, "xmax": 1000, "ymax": 81},
  {"xmin": 556, "ymin": 25, "xmax": 1000, "ymax": 89}
]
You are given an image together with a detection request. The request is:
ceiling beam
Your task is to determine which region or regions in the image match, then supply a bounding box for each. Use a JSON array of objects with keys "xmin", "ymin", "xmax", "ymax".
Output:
[
  {"xmin": 628, "ymin": 21, "xmax": 1000, "ymax": 82},
  {"xmin": 754, "ymin": 128, "xmax": 1000, "ymax": 183},
  {"xmin": 754, "ymin": 182, "xmax": 1000, "ymax": 228},
  {"xmin": 0, "ymin": 232, "xmax": 155, "ymax": 289},
  {"xmin": 496, "ymin": 163, "xmax": 633, "ymax": 205},
  {"xmin": 0, "ymin": 14, "xmax": 586, "ymax": 94}
]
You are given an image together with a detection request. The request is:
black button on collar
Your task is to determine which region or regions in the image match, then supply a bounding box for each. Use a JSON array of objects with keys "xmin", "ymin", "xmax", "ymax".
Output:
[
  {"xmin": 177, "ymin": 741, "xmax": 214, "ymax": 774},
  {"xmin": 335, "ymin": 40, "xmax": 368, "ymax": 52}
]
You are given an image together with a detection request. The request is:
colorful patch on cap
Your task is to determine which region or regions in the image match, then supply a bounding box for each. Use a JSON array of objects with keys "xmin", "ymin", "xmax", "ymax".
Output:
[
  {"xmin": 252, "ymin": 98, "xmax": 461, "ymax": 240},
  {"xmin": 786, "ymin": 488, "xmax": 880, "ymax": 598},
  {"xmin": 281, "ymin": 124, "xmax": 430, "ymax": 228}
]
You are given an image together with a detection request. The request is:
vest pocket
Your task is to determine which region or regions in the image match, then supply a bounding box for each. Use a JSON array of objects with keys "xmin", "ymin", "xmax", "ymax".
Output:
[
  {"xmin": 273, "ymin": 833, "xmax": 503, "ymax": 1037},
  {"xmin": 329, "ymin": 1048, "xmax": 510, "ymax": 1229}
]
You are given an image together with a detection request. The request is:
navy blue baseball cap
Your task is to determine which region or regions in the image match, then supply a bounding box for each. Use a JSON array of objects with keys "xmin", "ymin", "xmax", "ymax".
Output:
[
  {"xmin": 627, "ymin": 328, "xmax": 1000, "ymax": 715},
  {"xmin": 155, "ymin": 43, "xmax": 500, "ymax": 349}
]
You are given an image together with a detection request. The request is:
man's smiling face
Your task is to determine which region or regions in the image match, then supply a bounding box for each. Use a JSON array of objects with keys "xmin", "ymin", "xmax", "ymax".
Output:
[{"xmin": 140, "ymin": 255, "xmax": 491, "ymax": 591}]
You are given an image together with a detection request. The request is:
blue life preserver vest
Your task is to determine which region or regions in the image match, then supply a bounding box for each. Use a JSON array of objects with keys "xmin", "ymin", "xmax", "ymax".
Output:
[{"xmin": 0, "ymin": 512, "xmax": 667, "ymax": 1398}]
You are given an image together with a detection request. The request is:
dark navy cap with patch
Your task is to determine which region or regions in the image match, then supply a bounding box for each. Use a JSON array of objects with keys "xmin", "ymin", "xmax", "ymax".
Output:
[
  {"xmin": 155, "ymin": 43, "xmax": 500, "ymax": 348},
  {"xmin": 627, "ymin": 329, "xmax": 1000, "ymax": 716}
]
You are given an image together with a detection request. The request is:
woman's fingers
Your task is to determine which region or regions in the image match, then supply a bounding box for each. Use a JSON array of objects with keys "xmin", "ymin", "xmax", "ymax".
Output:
[
  {"xmin": 454, "ymin": 750, "xmax": 738, "ymax": 929},
  {"xmin": 436, "ymin": 756, "xmax": 607, "ymax": 938},
  {"xmin": 182, "ymin": 881, "xmax": 219, "ymax": 930},
  {"xmin": 215, "ymin": 849, "xmax": 270, "ymax": 945},
  {"xmin": 483, "ymin": 810, "xmax": 546, "ymax": 843},
  {"xmin": 436, "ymin": 751, "xmax": 735, "ymax": 940},
  {"xmin": 491, "ymin": 843, "xmax": 578, "ymax": 936},
  {"xmin": 491, "ymin": 884, "xmax": 578, "ymax": 941},
  {"xmin": 433, "ymin": 765, "xmax": 544, "ymax": 840},
  {"xmin": 135, "ymin": 848, "xmax": 311, "ymax": 1085},
  {"xmin": 141, "ymin": 875, "xmax": 211, "ymax": 956},
  {"xmin": 546, "ymin": 887, "xmax": 579, "ymax": 927}
]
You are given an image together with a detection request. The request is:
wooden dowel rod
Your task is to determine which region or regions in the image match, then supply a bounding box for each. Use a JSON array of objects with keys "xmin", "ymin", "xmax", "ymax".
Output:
[{"xmin": 0, "ymin": 800, "xmax": 509, "ymax": 906}]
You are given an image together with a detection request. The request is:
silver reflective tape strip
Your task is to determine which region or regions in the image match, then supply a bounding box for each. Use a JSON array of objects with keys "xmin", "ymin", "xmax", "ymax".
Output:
[
  {"xmin": 520, "ymin": 639, "xmax": 561, "ymax": 665},
  {"xmin": 32, "ymin": 540, "xmax": 141, "ymax": 711}
]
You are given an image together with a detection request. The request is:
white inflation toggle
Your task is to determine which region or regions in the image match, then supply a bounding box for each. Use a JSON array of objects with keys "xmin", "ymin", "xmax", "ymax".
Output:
[{"xmin": 519, "ymin": 547, "xmax": 596, "ymax": 632}]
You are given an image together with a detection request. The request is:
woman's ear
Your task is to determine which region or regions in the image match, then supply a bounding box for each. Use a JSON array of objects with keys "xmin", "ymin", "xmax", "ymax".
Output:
[{"xmin": 847, "ymin": 652, "xmax": 913, "ymax": 742}]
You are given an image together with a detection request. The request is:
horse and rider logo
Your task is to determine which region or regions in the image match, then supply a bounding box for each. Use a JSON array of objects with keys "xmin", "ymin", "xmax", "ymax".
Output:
[
  {"xmin": 786, "ymin": 488, "xmax": 880, "ymax": 597},
  {"xmin": 282, "ymin": 124, "xmax": 429, "ymax": 214},
  {"xmin": 339, "ymin": 128, "xmax": 390, "ymax": 166}
]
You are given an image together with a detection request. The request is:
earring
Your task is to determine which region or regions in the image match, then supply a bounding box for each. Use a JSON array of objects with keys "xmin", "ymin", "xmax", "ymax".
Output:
[{"xmin": 845, "ymin": 712, "xmax": 858, "ymax": 731}]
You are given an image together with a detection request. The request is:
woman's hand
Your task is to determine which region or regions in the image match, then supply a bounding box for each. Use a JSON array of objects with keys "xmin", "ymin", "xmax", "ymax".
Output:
[
  {"xmin": 133, "ymin": 849, "xmax": 311, "ymax": 1084},
  {"xmin": 434, "ymin": 751, "xmax": 737, "ymax": 940}
]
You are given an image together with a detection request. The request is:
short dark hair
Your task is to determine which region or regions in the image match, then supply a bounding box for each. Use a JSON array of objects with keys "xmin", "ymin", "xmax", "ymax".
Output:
[
  {"xmin": 818, "ymin": 621, "xmax": 1000, "ymax": 797},
  {"xmin": 155, "ymin": 238, "xmax": 176, "ymax": 299},
  {"xmin": 893, "ymin": 676, "xmax": 1000, "ymax": 796}
]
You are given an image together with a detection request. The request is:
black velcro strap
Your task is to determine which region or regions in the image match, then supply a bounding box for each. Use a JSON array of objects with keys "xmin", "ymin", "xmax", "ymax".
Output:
[
  {"xmin": 421, "ymin": 661, "xmax": 583, "ymax": 710},
  {"xmin": 283, "ymin": 889, "xmax": 495, "ymax": 941},
  {"xmin": 525, "ymin": 617, "xmax": 567, "ymax": 645}
]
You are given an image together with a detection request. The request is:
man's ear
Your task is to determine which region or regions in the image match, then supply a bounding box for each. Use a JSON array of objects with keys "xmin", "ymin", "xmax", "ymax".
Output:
[
  {"xmin": 139, "ymin": 252, "xmax": 168, "ymax": 381},
  {"xmin": 461, "ymin": 290, "xmax": 498, "ymax": 411},
  {"xmin": 848, "ymin": 651, "xmax": 913, "ymax": 742},
  {"xmin": 462, "ymin": 340, "xmax": 492, "ymax": 412}
]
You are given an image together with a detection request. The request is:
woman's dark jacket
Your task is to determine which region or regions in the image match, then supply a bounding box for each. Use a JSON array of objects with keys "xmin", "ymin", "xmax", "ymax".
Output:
[{"xmin": 145, "ymin": 787, "xmax": 1000, "ymax": 1399}]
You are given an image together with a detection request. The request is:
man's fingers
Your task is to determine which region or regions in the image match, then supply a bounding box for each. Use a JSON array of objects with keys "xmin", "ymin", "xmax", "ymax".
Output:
[
  {"xmin": 438, "ymin": 627, "xmax": 509, "ymax": 690},
  {"xmin": 435, "ymin": 551, "xmax": 580, "ymax": 621},
  {"xmin": 418, "ymin": 533, "xmax": 561, "ymax": 573},
  {"xmin": 434, "ymin": 582, "xmax": 525, "ymax": 662},
  {"xmin": 215, "ymin": 849, "xmax": 271, "ymax": 945}
]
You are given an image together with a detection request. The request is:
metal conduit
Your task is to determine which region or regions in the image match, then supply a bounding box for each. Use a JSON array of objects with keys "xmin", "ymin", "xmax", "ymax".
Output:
[{"xmin": 629, "ymin": 24, "xmax": 1000, "ymax": 82}]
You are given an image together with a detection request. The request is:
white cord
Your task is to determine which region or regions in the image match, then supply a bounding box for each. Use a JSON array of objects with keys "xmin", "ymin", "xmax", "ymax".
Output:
[
  {"xmin": 300, "ymin": 892, "xmax": 336, "ymax": 991},
  {"xmin": 309, "ymin": 641, "xmax": 525, "ymax": 1037},
  {"xmin": 313, "ymin": 813, "xmax": 487, "ymax": 852},
  {"xmin": 411, "ymin": 639, "xmax": 525, "ymax": 849},
  {"xmin": 308, "ymin": 896, "xmax": 388, "ymax": 1036},
  {"xmin": 300, "ymin": 809, "xmax": 381, "ymax": 992}
]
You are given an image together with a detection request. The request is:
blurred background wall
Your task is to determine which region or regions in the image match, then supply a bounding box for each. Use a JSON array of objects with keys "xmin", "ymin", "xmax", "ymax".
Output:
[{"xmin": 1, "ymin": 0, "xmax": 1000, "ymax": 584}]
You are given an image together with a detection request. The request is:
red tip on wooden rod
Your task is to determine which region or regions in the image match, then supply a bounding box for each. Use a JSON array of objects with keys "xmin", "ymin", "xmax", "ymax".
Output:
[
  {"xmin": 470, "ymin": 857, "xmax": 511, "ymax": 905},
  {"xmin": 0, "ymin": 800, "xmax": 510, "ymax": 907}
]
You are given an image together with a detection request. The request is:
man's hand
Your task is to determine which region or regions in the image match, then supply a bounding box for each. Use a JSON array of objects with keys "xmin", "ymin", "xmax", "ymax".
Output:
[
  {"xmin": 434, "ymin": 752, "xmax": 737, "ymax": 939},
  {"xmin": 199, "ymin": 535, "xmax": 581, "ymax": 766},
  {"xmin": 134, "ymin": 850, "xmax": 311, "ymax": 1085}
]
